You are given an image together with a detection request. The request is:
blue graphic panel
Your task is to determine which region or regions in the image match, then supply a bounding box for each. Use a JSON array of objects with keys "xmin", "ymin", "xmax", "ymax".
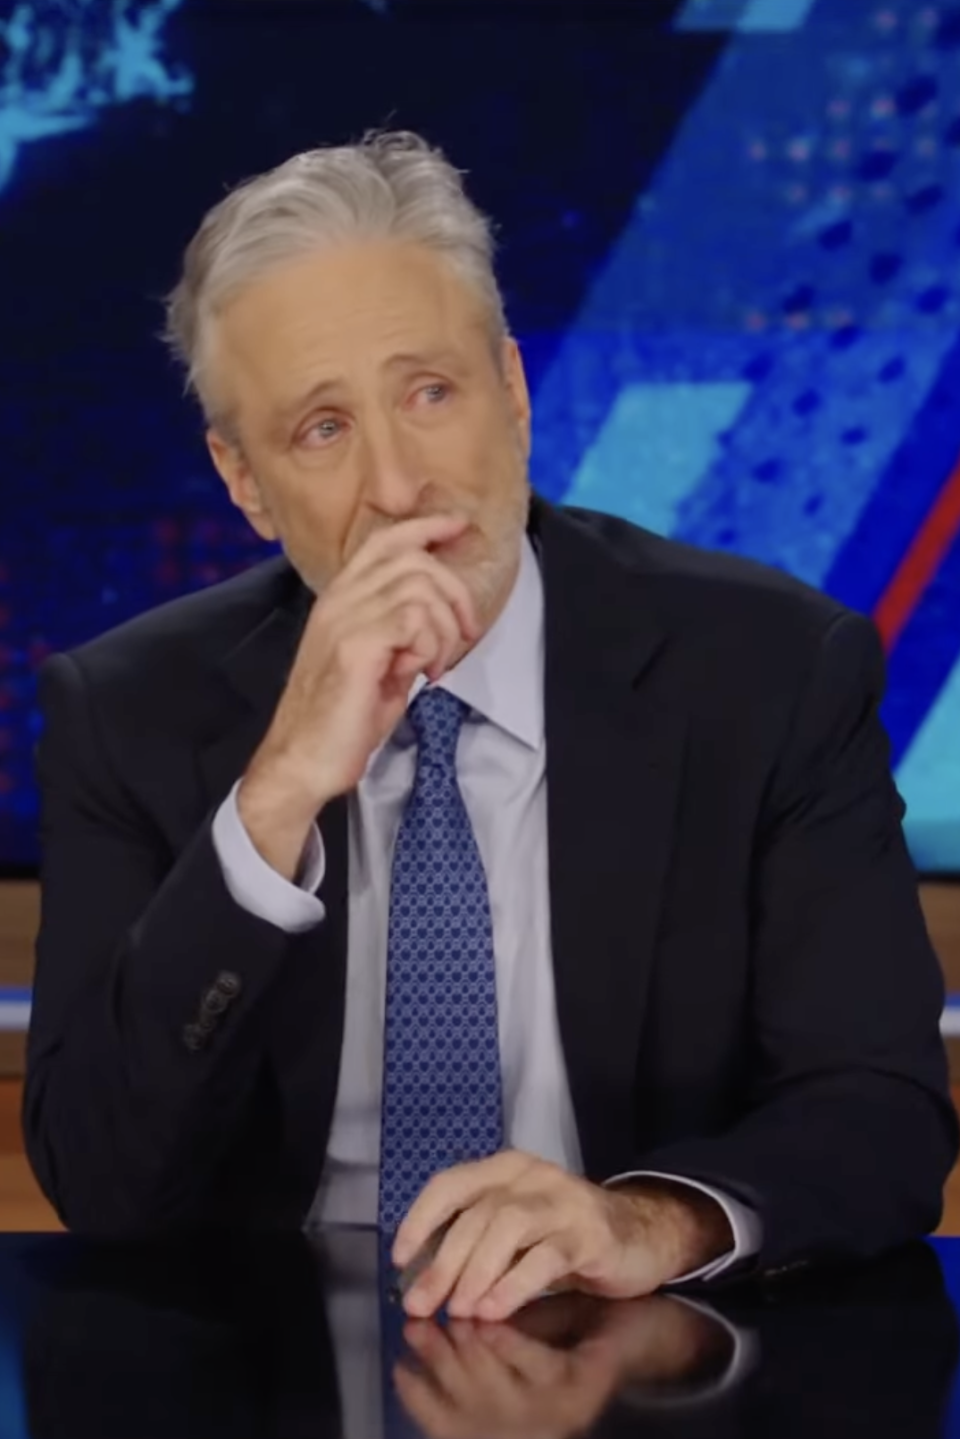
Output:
[
  {"xmin": 0, "ymin": 0, "xmax": 192, "ymax": 194},
  {"xmin": 738, "ymin": 0, "xmax": 820, "ymax": 28},
  {"xmin": 566, "ymin": 382, "xmax": 753, "ymax": 535},
  {"xmin": 531, "ymin": 0, "xmax": 960, "ymax": 871},
  {"xmin": 898, "ymin": 650, "xmax": 960, "ymax": 873},
  {"xmin": 676, "ymin": 0, "xmax": 819, "ymax": 31},
  {"xmin": 2, "ymin": 0, "xmax": 960, "ymax": 873}
]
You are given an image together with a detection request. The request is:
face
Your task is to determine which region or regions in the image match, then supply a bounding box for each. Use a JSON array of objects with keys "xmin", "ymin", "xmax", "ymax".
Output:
[{"xmin": 205, "ymin": 239, "xmax": 533, "ymax": 639}]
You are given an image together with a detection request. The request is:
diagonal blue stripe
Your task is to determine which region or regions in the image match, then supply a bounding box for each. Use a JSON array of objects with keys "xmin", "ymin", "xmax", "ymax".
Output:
[
  {"xmin": 825, "ymin": 336, "xmax": 960, "ymax": 618},
  {"xmin": 676, "ymin": 0, "xmax": 818, "ymax": 30},
  {"xmin": 565, "ymin": 381, "xmax": 753, "ymax": 536},
  {"xmin": 898, "ymin": 649, "xmax": 960, "ymax": 875},
  {"xmin": 738, "ymin": 0, "xmax": 819, "ymax": 31},
  {"xmin": 675, "ymin": 0, "xmax": 752, "ymax": 27},
  {"xmin": 882, "ymin": 528, "xmax": 960, "ymax": 771},
  {"xmin": 535, "ymin": 0, "xmax": 960, "ymax": 559}
]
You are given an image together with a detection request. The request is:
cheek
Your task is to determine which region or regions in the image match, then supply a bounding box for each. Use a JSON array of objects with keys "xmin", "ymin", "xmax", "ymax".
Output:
[
  {"xmin": 453, "ymin": 422, "xmax": 520, "ymax": 495},
  {"xmin": 260, "ymin": 469, "xmax": 354, "ymax": 561}
]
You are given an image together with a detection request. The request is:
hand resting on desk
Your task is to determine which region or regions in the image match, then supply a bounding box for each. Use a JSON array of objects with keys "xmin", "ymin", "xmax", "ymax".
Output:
[{"xmin": 392, "ymin": 1150, "xmax": 733, "ymax": 1320}]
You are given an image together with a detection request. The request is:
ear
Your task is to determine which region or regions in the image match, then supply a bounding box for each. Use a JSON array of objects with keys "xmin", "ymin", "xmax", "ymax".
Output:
[
  {"xmin": 500, "ymin": 337, "xmax": 532, "ymax": 462},
  {"xmin": 206, "ymin": 429, "xmax": 279, "ymax": 542}
]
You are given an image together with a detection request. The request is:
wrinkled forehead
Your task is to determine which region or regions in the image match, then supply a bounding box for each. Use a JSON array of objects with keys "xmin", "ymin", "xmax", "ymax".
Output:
[{"xmin": 205, "ymin": 240, "xmax": 496, "ymax": 418}]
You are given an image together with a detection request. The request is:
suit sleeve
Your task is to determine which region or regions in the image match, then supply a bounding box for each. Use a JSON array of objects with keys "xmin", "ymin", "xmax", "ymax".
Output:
[
  {"xmin": 23, "ymin": 652, "xmax": 302, "ymax": 1236},
  {"xmin": 635, "ymin": 612, "xmax": 959, "ymax": 1277}
]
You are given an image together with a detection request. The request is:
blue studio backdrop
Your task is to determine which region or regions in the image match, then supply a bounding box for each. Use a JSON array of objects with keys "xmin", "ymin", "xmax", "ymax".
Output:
[{"xmin": 2, "ymin": 0, "xmax": 960, "ymax": 873}]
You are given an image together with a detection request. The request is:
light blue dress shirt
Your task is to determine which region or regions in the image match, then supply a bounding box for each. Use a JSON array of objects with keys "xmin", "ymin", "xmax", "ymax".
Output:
[{"xmin": 212, "ymin": 535, "xmax": 761, "ymax": 1281}]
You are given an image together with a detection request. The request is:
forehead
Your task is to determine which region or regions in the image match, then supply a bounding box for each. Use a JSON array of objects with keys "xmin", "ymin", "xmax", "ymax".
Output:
[{"xmin": 210, "ymin": 240, "xmax": 490, "ymax": 396}]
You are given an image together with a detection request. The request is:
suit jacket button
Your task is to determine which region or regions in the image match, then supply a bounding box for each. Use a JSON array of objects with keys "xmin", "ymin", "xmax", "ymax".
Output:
[
  {"xmin": 182, "ymin": 1023, "xmax": 205, "ymax": 1052},
  {"xmin": 215, "ymin": 971, "xmax": 242, "ymax": 1000},
  {"xmin": 201, "ymin": 985, "xmax": 229, "ymax": 1016}
]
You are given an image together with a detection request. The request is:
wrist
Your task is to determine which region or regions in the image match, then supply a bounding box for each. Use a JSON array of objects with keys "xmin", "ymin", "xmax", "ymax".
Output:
[
  {"xmin": 237, "ymin": 765, "xmax": 325, "ymax": 883},
  {"xmin": 613, "ymin": 1178, "xmax": 733, "ymax": 1283},
  {"xmin": 240, "ymin": 749, "xmax": 332, "ymax": 825}
]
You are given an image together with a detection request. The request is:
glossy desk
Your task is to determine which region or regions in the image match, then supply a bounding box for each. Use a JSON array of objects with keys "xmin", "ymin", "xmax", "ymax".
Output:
[{"xmin": 2, "ymin": 1229, "xmax": 959, "ymax": 1437}]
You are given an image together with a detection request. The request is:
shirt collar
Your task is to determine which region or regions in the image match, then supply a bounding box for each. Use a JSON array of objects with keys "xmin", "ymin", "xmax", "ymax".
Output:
[
  {"xmin": 438, "ymin": 533, "xmax": 543, "ymax": 750},
  {"xmin": 367, "ymin": 534, "xmax": 544, "ymax": 772}
]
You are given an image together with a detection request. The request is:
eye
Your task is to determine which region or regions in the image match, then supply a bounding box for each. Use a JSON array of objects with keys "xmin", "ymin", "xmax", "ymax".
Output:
[
  {"xmin": 416, "ymin": 382, "xmax": 451, "ymax": 406},
  {"xmin": 301, "ymin": 416, "xmax": 344, "ymax": 448}
]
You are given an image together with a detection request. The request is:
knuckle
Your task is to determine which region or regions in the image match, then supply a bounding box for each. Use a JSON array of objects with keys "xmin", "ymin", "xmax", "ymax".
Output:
[
  {"xmin": 394, "ymin": 572, "xmax": 435, "ymax": 603},
  {"xmin": 534, "ymin": 1235, "xmax": 562, "ymax": 1269},
  {"xmin": 396, "ymin": 599, "xmax": 429, "ymax": 631},
  {"xmin": 393, "ymin": 579, "xmax": 454, "ymax": 629},
  {"xmin": 492, "ymin": 1197, "xmax": 528, "ymax": 1235}
]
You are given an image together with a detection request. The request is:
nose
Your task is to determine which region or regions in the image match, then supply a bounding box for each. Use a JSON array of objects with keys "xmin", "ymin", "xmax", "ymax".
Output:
[{"xmin": 358, "ymin": 411, "xmax": 425, "ymax": 518}]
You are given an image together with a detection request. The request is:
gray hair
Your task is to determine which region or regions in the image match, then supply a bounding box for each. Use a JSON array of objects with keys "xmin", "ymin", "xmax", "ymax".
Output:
[{"xmin": 163, "ymin": 129, "xmax": 508, "ymax": 436}]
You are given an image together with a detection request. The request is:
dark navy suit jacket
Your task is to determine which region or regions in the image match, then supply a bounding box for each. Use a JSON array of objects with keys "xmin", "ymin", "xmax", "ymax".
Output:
[{"xmin": 24, "ymin": 494, "xmax": 958, "ymax": 1278}]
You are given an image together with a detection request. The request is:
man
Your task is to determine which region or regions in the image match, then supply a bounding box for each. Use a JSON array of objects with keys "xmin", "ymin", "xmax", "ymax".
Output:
[{"xmin": 25, "ymin": 130, "xmax": 957, "ymax": 1321}]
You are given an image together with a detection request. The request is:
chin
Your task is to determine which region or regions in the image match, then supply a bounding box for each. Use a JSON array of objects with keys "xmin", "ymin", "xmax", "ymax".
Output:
[{"xmin": 457, "ymin": 534, "xmax": 522, "ymax": 633}]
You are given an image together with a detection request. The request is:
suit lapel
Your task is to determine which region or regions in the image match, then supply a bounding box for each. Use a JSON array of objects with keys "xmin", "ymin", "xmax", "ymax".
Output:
[
  {"xmin": 532, "ymin": 497, "xmax": 688, "ymax": 1182},
  {"xmin": 197, "ymin": 570, "xmax": 350, "ymax": 1212},
  {"xmin": 198, "ymin": 578, "xmax": 312, "ymax": 812}
]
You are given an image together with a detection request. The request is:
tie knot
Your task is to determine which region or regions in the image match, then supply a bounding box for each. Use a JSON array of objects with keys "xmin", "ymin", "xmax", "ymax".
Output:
[{"xmin": 408, "ymin": 686, "xmax": 469, "ymax": 770}]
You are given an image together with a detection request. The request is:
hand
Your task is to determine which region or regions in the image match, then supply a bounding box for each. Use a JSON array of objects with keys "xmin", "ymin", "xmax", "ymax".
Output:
[
  {"xmin": 237, "ymin": 513, "xmax": 481, "ymax": 877},
  {"xmin": 394, "ymin": 1292, "xmax": 736, "ymax": 1439},
  {"xmin": 392, "ymin": 1151, "xmax": 733, "ymax": 1321}
]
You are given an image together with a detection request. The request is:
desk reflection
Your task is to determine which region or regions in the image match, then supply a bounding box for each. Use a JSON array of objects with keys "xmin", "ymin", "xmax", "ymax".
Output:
[
  {"xmin": 21, "ymin": 1230, "xmax": 958, "ymax": 1439},
  {"xmin": 392, "ymin": 1290, "xmax": 748, "ymax": 1438}
]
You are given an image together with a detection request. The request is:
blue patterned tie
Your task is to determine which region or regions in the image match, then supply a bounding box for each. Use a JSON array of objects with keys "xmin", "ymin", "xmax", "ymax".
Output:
[{"xmin": 377, "ymin": 685, "xmax": 504, "ymax": 1233}]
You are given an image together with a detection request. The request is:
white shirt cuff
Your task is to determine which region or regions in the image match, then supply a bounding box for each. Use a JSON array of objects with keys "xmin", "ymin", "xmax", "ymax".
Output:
[
  {"xmin": 211, "ymin": 780, "xmax": 326, "ymax": 933},
  {"xmin": 602, "ymin": 1170, "xmax": 762, "ymax": 1284}
]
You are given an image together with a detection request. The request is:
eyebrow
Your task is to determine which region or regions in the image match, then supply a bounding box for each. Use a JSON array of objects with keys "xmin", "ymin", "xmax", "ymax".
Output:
[{"xmin": 277, "ymin": 348, "xmax": 470, "ymax": 423}]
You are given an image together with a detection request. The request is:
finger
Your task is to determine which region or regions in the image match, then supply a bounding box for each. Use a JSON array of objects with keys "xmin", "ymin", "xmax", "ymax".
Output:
[
  {"xmin": 376, "ymin": 576, "xmax": 463, "ymax": 679},
  {"xmin": 403, "ymin": 1202, "xmax": 493, "ymax": 1317},
  {"xmin": 320, "ymin": 586, "xmax": 445, "ymax": 676},
  {"xmin": 345, "ymin": 513, "xmax": 471, "ymax": 581},
  {"xmin": 379, "ymin": 600, "xmax": 455, "ymax": 682},
  {"xmin": 383, "ymin": 647, "xmax": 432, "ymax": 698},
  {"xmin": 350, "ymin": 547, "xmax": 481, "ymax": 645},
  {"xmin": 394, "ymin": 1152, "xmax": 537, "ymax": 1267},
  {"xmin": 347, "ymin": 614, "xmax": 440, "ymax": 705},
  {"xmin": 447, "ymin": 1205, "xmax": 544, "ymax": 1318},
  {"xmin": 474, "ymin": 1239, "xmax": 573, "ymax": 1322},
  {"xmin": 374, "ymin": 550, "xmax": 481, "ymax": 643},
  {"xmin": 332, "ymin": 576, "xmax": 466, "ymax": 685}
]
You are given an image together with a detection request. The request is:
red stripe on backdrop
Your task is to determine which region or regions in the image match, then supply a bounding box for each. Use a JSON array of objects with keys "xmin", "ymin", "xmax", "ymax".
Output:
[{"xmin": 873, "ymin": 455, "xmax": 960, "ymax": 654}]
